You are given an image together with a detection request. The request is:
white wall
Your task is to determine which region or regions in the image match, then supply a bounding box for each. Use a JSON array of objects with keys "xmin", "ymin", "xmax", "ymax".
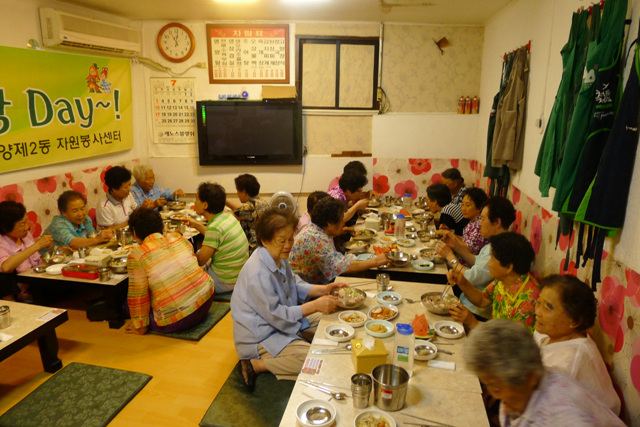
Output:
[
  {"xmin": 477, "ymin": 0, "xmax": 640, "ymax": 272},
  {"xmin": 0, "ymin": 0, "xmax": 147, "ymax": 186}
]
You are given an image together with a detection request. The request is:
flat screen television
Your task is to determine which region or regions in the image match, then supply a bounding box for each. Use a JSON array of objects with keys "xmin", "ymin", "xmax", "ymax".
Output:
[{"xmin": 196, "ymin": 99, "xmax": 303, "ymax": 166}]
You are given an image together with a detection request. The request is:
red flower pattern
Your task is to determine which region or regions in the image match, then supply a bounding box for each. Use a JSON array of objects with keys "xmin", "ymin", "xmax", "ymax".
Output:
[
  {"xmin": 529, "ymin": 214, "xmax": 542, "ymax": 255},
  {"xmin": 428, "ymin": 173, "xmax": 441, "ymax": 186},
  {"xmin": 512, "ymin": 210, "xmax": 522, "ymax": 234},
  {"xmin": 88, "ymin": 208, "xmax": 97, "ymax": 229},
  {"xmin": 559, "ymin": 259, "xmax": 578, "ymax": 276},
  {"xmin": 598, "ymin": 276, "xmax": 625, "ymax": 348},
  {"xmin": 394, "ymin": 180, "xmax": 417, "ymax": 199},
  {"xmin": 512, "ymin": 186, "xmax": 521, "ymax": 205},
  {"xmin": 36, "ymin": 176, "xmax": 58, "ymax": 194},
  {"xmin": 373, "ymin": 174, "xmax": 390, "ymax": 195},
  {"xmin": 527, "ymin": 196, "xmax": 535, "ymax": 205},
  {"xmin": 408, "ymin": 159, "xmax": 431, "ymax": 175},
  {"xmin": 625, "ymin": 268, "xmax": 640, "ymax": 307},
  {"xmin": 450, "ymin": 159, "xmax": 459, "ymax": 168},
  {"xmin": 558, "ymin": 226, "xmax": 575, "ymax": 252},
  {"xmin": 373, "ymin": 158, "xmax": 377, "ymax": 166},
  {"xmin": 0, "ymin": 184, "xmax": 24, "ymax": 204},
  {"xmin": 27, "ymin": 211, "xmax": 42, "ymax": 238},
  {"xmin": 82, "ymin": 167, "xmax": 98, "ymax": 173},
  {"xmin": 631, "ymin": 337, "xmax": 640, "ymax": 394},
  {"xmin": 470, "ymin": 160, "xmax": 478, "ymax": 172},
  {"xmin": 65, "ymin": 173, "xmax": 87, "ymax": 199},
  {"xmin": 541, "ymin": 208, "xmax": 553, "ymax": 223}
]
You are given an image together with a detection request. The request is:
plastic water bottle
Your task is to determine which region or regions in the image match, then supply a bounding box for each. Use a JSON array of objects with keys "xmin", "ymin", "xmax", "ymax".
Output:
[
  {"xmin": 402, "ymin": 193, "xmax": 412, "ymax": 212},
  {"xmin": 393, "ymin": 323, "xmax": 415, "ymax": 377},
  {"xmin": 394, "ymin": 214, "xmax": 406, "ymax": 240}
]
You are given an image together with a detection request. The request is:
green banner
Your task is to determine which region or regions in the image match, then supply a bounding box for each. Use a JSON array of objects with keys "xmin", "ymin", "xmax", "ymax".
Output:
[{"xmin": 0, "ymin": 46, "xmax": 133, "ymax": 173}]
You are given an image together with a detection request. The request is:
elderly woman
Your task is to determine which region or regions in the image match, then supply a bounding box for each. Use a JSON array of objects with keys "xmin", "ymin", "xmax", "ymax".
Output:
[
  {"xmin": 289, "ymin": 197, "xmax": 387, "ymax": 284},
  {"xmin": 130, "ymin": 163, "xmax": 185, "ymax": 209},
  {"xmin": 45, "ymin": 191, "xmax": 113, "ymax": 249},
  {"xmin": 534, "ymin": 274, "xmax": 620, "ymax": 414},
  {"xmin": 437, "ymin": 187, "xmax": 489, "ymax": 257},
  {"xmin": 465, "ymin": 319, "xmax": 624, "ymax": 426},
  {"xmin": 438, "ymin": 196, "xmax": 516, "ymax": 321},
  {"xmin": 96, "ymin": 166, "xmax": 137, "ymax": 229},
  {"xmin": 427, "ymin": 183, "xmax": 468, "ymax": 235},
  {"xmin": 231, "ymin": 209, "xmax": 345, "ymax": 390},
  {"xmin": 0, "ymin": 201, "xmax": 53, "ymax": 300},
  {"xmin": 440, "ymin": 167, "xmax": 467, "ymax": 203},
  {"xmin": 125, "ymin": 207, "xmax": 214, "ymax": 335},
  {"xmin": 328, "ymin": 171, "xmax": 370, "ymax": 225},
  {"xmin": 448, "ymin": 232, "xmax": 539, "ymax": 331}
]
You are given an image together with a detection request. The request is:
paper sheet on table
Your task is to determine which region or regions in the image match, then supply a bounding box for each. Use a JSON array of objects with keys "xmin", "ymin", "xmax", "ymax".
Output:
[
  {"xmin": 313, "ymin": 338, "xmax": 338, "ymax": 347},
  {"xmin": 428, "ymin": 360, "xmax": 456, "ymax": 371},
  {"xmin": 0, "ymin": 332, "xmax": 14, "ymax": 342}
]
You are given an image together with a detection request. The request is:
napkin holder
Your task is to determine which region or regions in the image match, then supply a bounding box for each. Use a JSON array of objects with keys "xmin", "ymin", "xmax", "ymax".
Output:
[
  {"xmin": 84, "ymin": 253, "xmax": 111, "ymax": 266},
  {"xmin": 351, "ymin": 338, "xmax": 388, "ymax": 373}
]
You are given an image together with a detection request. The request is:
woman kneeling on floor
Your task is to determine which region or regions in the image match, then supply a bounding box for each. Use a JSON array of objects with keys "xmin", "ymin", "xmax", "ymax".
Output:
[
  {"xmin": 125, "ymin": 207, "xmax": 214, "ymax": 335},
  {"xmin": 231, "ymin": 208, "xmax": 346, "ymax": 391}
]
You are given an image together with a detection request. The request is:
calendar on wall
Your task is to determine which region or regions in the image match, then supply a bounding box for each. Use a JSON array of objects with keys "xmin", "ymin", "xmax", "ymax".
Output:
[
  {"xmin": 150, "ymin": 78, "xmax": 196, "ymax": 144},
  {"xmin": 206, "ymin": 24, "xmax": 289, "ymax": 84}
]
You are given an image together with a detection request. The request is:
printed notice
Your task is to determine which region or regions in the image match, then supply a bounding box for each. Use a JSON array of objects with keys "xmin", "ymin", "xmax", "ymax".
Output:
[
  {"xmin": 302, "ymin": 357, "xmax": 324, "ymax": 375},
  {"xmin": 37, "ymin": 309, "xmax": 66, "ymax": 322}
]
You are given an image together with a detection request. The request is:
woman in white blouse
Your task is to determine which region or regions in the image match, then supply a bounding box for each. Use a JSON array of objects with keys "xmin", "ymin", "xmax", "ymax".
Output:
[{"xmin": 534, "ymin": 274, "xmax": 621, "ymax": 414}]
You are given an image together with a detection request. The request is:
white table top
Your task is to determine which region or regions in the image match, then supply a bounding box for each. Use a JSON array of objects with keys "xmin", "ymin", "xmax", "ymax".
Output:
[
  {"xmin": 279, "ymin": 276, "xmax": 489, "ymax": 427},
  {"xmin": 18, "ymin": 266, "xmax": 127, "ymax": 287},
  {"xmin": 0, "ymin": 300, "xmax": 67, "ymax": 350}
]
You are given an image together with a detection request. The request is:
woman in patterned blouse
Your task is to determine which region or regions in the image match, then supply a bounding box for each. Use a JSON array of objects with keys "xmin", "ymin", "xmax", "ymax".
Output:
[
  {"xmin": 448, "ymin": 232, "xmax": 540, "ymax": 332},
  {"xmin": 437, "ymin": 187, "xmax": 489, "ymax": 257}
]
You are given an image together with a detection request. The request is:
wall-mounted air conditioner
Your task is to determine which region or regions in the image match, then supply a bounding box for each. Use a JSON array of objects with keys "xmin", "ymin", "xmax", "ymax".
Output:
[{"xmin": 39, "ymin": 7, "xmax": 141, "ymax": 56}]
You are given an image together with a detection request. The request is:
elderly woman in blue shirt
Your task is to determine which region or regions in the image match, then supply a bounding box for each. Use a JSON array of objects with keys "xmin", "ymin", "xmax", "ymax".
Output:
[
  {"xmin": 131, "ymin": 163, "xmax": 185, "ymax": 209},
  {"xmin": 45, "ymin": 190, "xmax": 113, "ymax": 249},
  {"xmin": 231, "ymin": 208, "xmax": 346, "ymax": 391}
]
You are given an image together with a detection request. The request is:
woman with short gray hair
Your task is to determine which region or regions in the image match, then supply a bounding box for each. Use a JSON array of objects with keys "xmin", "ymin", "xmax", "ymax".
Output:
[
  {"xmin": 131, "ymin": 163, "xmax": 185, "ymax": 209},
  {"xmin": 464, "ymin": 319, "xmax": 624, "ymax": 426}
]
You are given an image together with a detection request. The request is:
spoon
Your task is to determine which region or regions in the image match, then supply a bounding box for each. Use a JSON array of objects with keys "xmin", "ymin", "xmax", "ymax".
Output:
[
  {"xmin": 312, "ymin": 343, "xmax": 352, "ymax": 354},
  {"xmin": 306, "ymin": 407, "xmax": 332, "ymax": 425},
  {"xmin": 302, "ymin": 382, "xmax": 348, "ymax": 400},
  {"xmin": 405, "ymin": 297, "xmax": 418, "ymax": 304}
]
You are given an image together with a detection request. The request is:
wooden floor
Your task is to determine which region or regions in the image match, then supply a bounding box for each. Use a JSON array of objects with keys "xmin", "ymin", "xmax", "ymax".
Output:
[{"xmin": 0, "ymin": 299, "xmax": 238, "ymax": 426}]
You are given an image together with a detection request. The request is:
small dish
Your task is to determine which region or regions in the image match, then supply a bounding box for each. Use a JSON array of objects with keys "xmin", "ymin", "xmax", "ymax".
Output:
[
  {"xmin": 367, "ymin": 304, "xmax": 399, "ymax": 321},
  {"xmin": 325, "ymin": 323, "xmax": 355, "ymax": 342},
  {"xmin": 376, "ymin": 291, "xmax": 403, "ymax": 306},
  {"xmin": 33, "ymin": 265, "xmax": 47, "ymax": 273},
  {"xmin": 296, "ymin": 399, "xmax": 337, "ymax": 427},
  {"xmin": 411, "ymin": 208, "xmax": 425, "ymax": 216},
  {"xmin": 338, "ymin": 310, "xmax": 367, "ymax": 327},
  {"xmin": 364, "ymin": 320, "xmax": 395, "ymax": 338},
  {"xmin": 354, "ymin": 410, "xmax": 396, "ymax": 427},
  {"xmin": 414, "ymin": 340, "xmax": 438, "ymax": 361},
  {"xmin": 412, "ymin": 259, "xmax": 434, "ymax": 271},
  {"xmin": 352, "ymin": 228, "xmax": 377, "ymax": 241},
  {"xmin": 356, "ymin": 253, "xmax": 375, "ymax": 261},
  {"xmin": 379, "ymin": 236, "xmax": 397, "ymax": 244},
  {"xmin": 397, "ymin": 238, "xmax": 415, "ymax": 248},
  {"xmin": 344, "ymin": 240, "xmax": 370, "ymax": 254},
  {"xmin": 45, "ymin": 264, "xmax": 66, "ymax": 275},
  {"xmin": 433, "ymin": 320, "xmax": 465, "ymax": 339}
]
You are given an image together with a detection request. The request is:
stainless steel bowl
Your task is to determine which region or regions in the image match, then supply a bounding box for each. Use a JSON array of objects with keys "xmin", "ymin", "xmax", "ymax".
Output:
[
  {"xmin": 47, "ymin": 248, "xmax": 73, "ymax": 264},
  {"xmin": 421, "ymin": 292, "xmax": 459, "ymax": 315},
  {"xmin": 380, "ymin": 212, "xmax": 397, "ymax": 224},
  {"xmin": 167, "ymin": 201, "xmax": 186, "ymax": 211},
  {"xmin": 108, "ymin": 257, "xmax": 128, "ymax": 274},
  {"xmin": 386, "ymin": 250, "xmax": 411, "ymax": 267},
  {"xmin": 417, "ymin": 230, "xmax": 431, "ymax": 242},
  {"xmin": 344, "ymin": 240, "xmax": 370, "ymax": 254},
  {"xmin": 352, "ymin": 229, "xmax": 375, "ymax": 241}
]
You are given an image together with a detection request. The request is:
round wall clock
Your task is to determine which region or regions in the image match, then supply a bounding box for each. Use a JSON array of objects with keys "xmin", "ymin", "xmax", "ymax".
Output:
[{"xmin": 157, "ymin": 23, "xmax": 195, "ymax": 63}]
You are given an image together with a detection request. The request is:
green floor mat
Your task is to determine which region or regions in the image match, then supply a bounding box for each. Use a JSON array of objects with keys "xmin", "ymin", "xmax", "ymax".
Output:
[
  {"xmin": 0, "ymin": 362, "xmax": 151, "ymax": 427},
  {"xmin": 149, "ymin": 302, "xmax": 230, "ymax": 341},
  {"xmin": 213, "ymin": 291, "xmax": 233, "ymax": 302},
  {"xmin": 200, "ymin": 362, "xmax": 295, "ymax": 427}
]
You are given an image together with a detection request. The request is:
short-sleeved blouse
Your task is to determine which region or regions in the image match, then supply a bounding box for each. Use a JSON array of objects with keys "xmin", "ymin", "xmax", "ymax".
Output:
[{"xmin": 482, "ymin": 273, "xmax": 540, "ymax": 332}]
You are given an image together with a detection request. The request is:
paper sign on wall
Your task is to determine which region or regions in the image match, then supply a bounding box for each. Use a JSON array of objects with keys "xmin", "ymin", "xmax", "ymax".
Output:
[
  {"xmin": 150, "ymin": 78, "xmax": 196, "ymax": 144},
  {"xmin": 0, "ymin": 46, "xmax": 133, "ymax": 174}
]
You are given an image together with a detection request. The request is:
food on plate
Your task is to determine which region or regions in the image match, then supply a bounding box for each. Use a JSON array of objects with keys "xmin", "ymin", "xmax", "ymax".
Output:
[
  {"xmin": 373, "ymin": 244, "xmax": 397, "ymax": 255},
  {"xmin": 347, "ymin": 240, "xmax": 369, "ymax": 249},
  {"xmin": 343, "ymin": 312, "xmax": 366, "ymax": 324},
  {"xmin": 367, "ymin": 324, "xmax": 388, "ymax": 334},
  {"xmin": 370, "ymin": 306, "xmax": 395, "ymax": 320},
  {"xmin": 355, "ymin": 229, "xmax": 374, "ymax": 237},
  {"xmin": 397, "ymin": 239, "xmax": 413, "ymax": 246},
  {"xmin": 331, "ymin": 287, "xmax": 366, "ymax": 307},
  {"xmin": 426, "ymin": 293, "xmax": 458, "ymax": 310},
  {"xmin": 412, "ymin": 314, "xmax": 432, "ymax": 337},
  {"xmin": 356, "ymin": 413, "xmax": 390, "ymax": 427}
]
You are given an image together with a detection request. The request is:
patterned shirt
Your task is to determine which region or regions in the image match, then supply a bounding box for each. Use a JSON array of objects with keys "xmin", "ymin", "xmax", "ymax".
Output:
[
  {"xmin": 233, "ymin": 196, "xmax": 269, "ymax": 252},
  {"xmin": 462, "ymin": 216, "xmax": 489, "ymax": 256},
  {"xmin": 500, "ymin": 370, "xmax": 624, "ymax": 426},
  {"xmin": 0, "ymin": 233, "xmax": 41, "ymax": 273},
  {"xmin": 295, "ymin": 212, "xmax": 311, "ymax": 235},
  {"xmin": 327, "ymin": 185, "xmax": 348, "ymax": 203},
  {"xmin": 440, "ymin": 201, "xmax": 468, "ymax": 236},
  {"xmin": 127, "ymin": 232, "xmax": 214, "ymax": 328},
  {"xmin": 453, "ymin": 184, "xmax": 468, "ymax": 204},
  {"xmin": 482, "ymin": 273, "xmax": 540, "ymax": 332},
  {"xmin": 203, "ymin": 212, "xmax": 249, "ymax": 283},
  {"xmin": 96, "ymin": 192, "xmax": 137, "ymax": 228},
  {"xmin": 289, "ymin": 223, "xmax": 350, "ymax": 284},
  {"xmin": 45, "ymin": 214, "xmax": 96, "ymax": 248},
  {"xmin": 130, "ymin": 182, "xmax": 174, "ymax": 207}
]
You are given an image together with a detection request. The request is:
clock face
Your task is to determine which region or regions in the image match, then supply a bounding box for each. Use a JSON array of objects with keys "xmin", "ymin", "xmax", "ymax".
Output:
[{"xmin": 158, "ymin": 23, "xmax": 195, "ymax": 63}]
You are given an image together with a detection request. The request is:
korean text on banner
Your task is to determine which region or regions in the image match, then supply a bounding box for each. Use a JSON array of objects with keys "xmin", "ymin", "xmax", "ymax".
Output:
[{"xmin": 0, "ymin": 46, "xmax": 133, "ymax": 174}]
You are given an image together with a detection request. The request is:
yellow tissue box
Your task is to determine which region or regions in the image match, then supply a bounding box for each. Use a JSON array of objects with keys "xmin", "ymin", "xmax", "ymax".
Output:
[{"xmin": 351, "ymin": 338, "xmax": 388, "ymax": 374}]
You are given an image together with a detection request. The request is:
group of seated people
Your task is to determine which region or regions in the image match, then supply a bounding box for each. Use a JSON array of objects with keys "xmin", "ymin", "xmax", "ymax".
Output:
[{"xmin": 0, "ymin": 162, "xmax": 623, "ymax": 424}]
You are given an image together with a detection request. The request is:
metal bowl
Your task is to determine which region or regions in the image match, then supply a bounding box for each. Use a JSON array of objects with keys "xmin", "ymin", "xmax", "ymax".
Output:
[
  {"xmin": 386, "ymin": 250, "xmax": 411, "ymax": 267},
  {"xmin": 108, "ymin": 257, "xmax": 128, "ymax": 274},
  {"xmin": 380, "ymin": 212, "xmax": 397, "ymax": 224},
  {"xmin": 421, "ymin": 292, "xmax": 459, "ymax": 315},
  {"xmin": 419, "ymin": 248, "xmax": 446, "ymax": 264},
  {"xmin": 368, "ymin": 198, "xmax": 381, "ymax": 207},
  {"xmin": 167, "ymin": 201, "xmax": 186, "ymax": 211},
  {"xmin": 47, "ymin": 248, "xmax": 73, "ymax": 264},
  {"xmin": 352, "ymin": 228, "xmax": 376, "ymax": 241},
  {"xmin": 417, "ymin": 230, "xmax": 431, "ymax": 242},
  {"xmin": 331, "ymin": 287, "xmax": 366, "ymax": 309},
  {"xmin": 344, "ymin": 240, "xmax": 370, "ymax": 254}
]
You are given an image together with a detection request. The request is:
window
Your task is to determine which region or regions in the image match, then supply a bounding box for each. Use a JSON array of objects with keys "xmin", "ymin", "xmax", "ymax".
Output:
[{"xmin": 297, "ymin": 36, "xmax": 379, "ymax": 110}]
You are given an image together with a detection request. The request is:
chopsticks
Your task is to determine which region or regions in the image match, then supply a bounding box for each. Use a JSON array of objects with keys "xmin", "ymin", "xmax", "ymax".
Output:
[
  {"xmin": 402, "ymin": 413, "xmax": 453, "ymax": 427},
  {"xmin": 300, "ymin": 378, "xmax": 351, "ymax": 391},
  {"xmin": 346, "ymin": 280, "xmax": 376, "ymax": 288}
]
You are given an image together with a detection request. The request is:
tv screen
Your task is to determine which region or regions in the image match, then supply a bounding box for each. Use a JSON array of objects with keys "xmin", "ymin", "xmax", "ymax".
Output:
[{"xmin": 196, "ymin": 99, "xmax": 302, "ymax": 165}]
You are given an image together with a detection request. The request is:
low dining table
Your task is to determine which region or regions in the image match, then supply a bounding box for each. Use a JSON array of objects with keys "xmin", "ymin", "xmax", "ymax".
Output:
[{"xmin": 279, "ymin": 276, "xmax": 489, "ymax": 427}]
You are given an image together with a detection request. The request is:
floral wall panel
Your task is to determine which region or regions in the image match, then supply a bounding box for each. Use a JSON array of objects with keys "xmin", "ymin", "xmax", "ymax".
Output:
[{"xmin": 381, "ymin": 25, "xmax": 483, "ymax": 112}]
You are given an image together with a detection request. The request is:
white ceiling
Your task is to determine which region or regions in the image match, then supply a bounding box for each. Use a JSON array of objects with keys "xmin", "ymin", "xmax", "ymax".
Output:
[{"xmin": 56, "ymin": 0, "xmax": 513, "ymax": 25}]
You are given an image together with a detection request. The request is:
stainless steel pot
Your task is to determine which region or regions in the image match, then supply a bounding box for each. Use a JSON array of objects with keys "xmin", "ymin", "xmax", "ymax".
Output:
[{"xmin": 116, "ymin": 227, "xmax": 134, "ymax": 246}]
